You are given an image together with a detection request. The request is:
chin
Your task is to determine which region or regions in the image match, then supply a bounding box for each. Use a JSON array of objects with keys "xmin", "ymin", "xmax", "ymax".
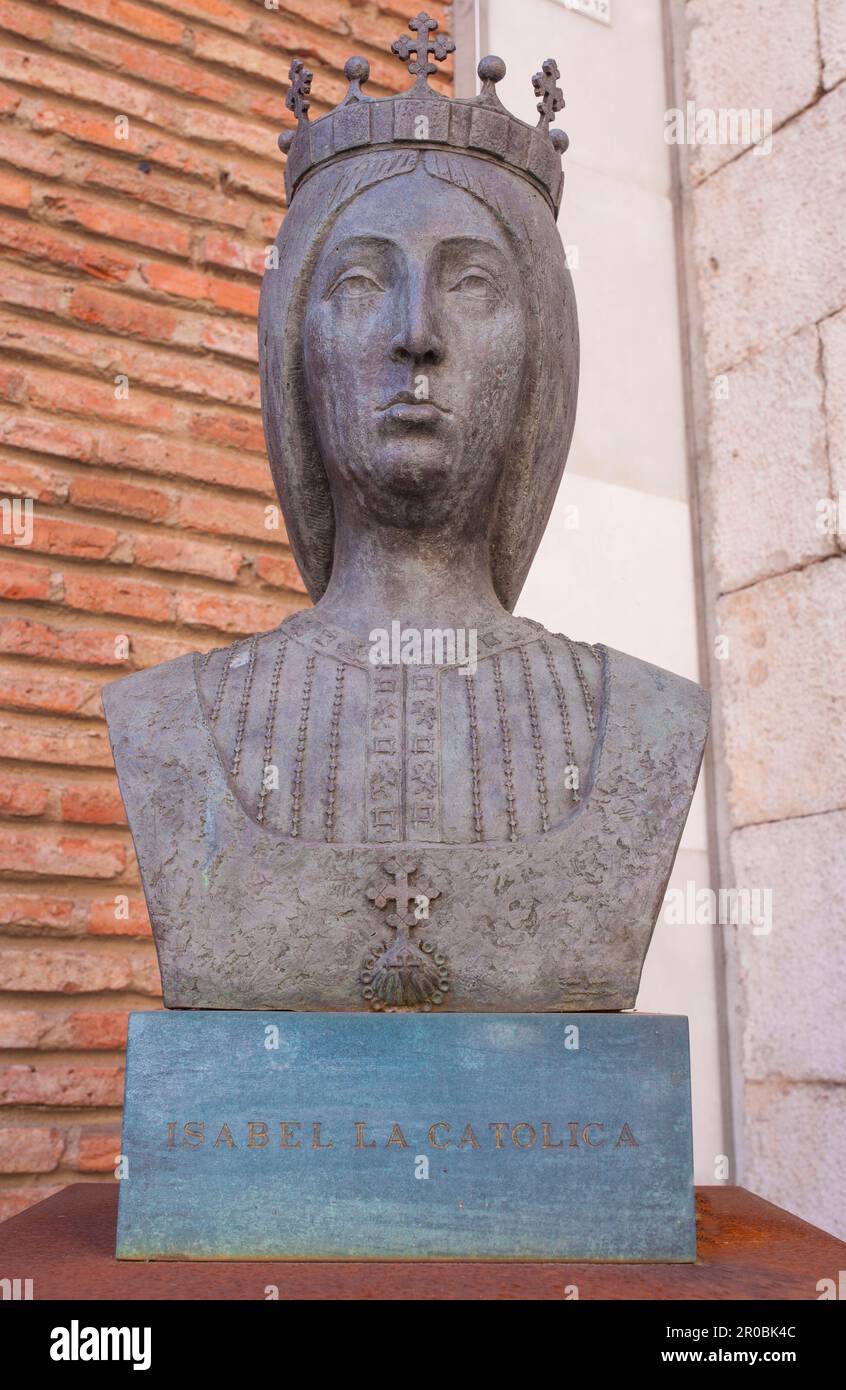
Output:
[{"xmin": 370, "ymin": 445, "xmax": 455, "ymax": 497}]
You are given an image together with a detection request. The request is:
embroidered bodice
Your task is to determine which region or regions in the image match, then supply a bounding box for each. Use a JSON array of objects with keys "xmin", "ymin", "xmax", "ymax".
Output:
[{"xmin": 193, "ymin": 609, "xmax": 601, "ymax": 847}]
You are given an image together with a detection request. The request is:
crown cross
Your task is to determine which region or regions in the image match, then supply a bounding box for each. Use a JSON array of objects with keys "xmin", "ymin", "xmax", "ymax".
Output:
[
  {"xmin": 532, "ymin": 57, "xmax": 564, "ymax": 132},
  {"xmin": 391, "ymin": 12, "xmax": 455, "ymax": 87},
  {"xmin": 285, "ymin": 58, "xmax": 313, "ymax": 124}
]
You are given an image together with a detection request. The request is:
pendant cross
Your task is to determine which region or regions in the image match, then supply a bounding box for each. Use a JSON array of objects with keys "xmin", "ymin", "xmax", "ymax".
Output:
[{"xmin": 367, "ymin": 859, "xmax": 440, "ymax": 942}]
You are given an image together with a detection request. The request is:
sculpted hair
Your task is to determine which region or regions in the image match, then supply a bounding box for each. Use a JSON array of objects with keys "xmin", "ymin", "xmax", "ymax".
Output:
[{"xmin": 259, "ymin": 147, "xmax": 579, "ymax": 612}]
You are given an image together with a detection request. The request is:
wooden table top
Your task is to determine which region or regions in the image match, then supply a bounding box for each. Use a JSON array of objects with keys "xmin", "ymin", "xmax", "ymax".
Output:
[{"xmin": 1, "ymin": 1183, "xmax": 843, "ymax": 1300}]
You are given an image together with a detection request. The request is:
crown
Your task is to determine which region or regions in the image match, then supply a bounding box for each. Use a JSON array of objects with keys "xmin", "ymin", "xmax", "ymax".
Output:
[{"xmin": 277, "ymin": 12, "xmax": 570, "ymax": 218}]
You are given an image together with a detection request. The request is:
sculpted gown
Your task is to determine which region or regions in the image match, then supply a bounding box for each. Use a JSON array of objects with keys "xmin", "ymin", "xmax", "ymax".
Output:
[{"xmin": 104, "ymin": 607, "xmax": 708, "ymax": 1012}]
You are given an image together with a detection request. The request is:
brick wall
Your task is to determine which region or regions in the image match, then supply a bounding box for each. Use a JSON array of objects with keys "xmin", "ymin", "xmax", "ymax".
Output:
[{"xmin": 0, "ymin": 0, "xmax": 451, "ymax": 1219}]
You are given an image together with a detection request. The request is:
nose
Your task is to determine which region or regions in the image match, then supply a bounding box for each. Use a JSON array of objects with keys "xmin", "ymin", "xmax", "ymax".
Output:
[{"xmin": 390, "ymin": 268, "xmax": 443, "ymax": 365}]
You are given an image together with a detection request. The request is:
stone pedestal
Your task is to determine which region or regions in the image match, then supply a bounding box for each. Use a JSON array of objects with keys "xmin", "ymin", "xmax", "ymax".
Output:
[{"xmin": 116, "ymin": 1011, "xmax": 695, "ymax": 1261}]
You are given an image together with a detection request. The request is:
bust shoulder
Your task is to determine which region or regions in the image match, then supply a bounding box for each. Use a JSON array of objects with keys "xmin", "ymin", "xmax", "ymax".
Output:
[{"xmin": 102, "ymin": 648, "xmax": 196, "ymax": 741}]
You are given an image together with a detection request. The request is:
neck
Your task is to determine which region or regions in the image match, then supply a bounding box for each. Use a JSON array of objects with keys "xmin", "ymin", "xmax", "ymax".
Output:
[{"xmin": 313, "ymin": 512, "xmax": 506, "ymax": 639}]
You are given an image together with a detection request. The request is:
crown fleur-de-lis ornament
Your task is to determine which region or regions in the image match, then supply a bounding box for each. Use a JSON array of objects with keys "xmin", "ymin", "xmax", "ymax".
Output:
[
  {"xmin": 279, "ymin": 57, "xmax": 314, "ymax": 155},
  {"xmin": 391, "ymin": 11, "xmax": 455, "ymax": 90},
  {"xmin": 533, "ymin": 57, "xmax": 569, "ymax": 152},
  {"xmin": 285, "ymin": 57, "xmax": 313, "ymax": 124},
  {"xmin": 533, "ymin": 57, "xmax": 564, "ymax": 130}
]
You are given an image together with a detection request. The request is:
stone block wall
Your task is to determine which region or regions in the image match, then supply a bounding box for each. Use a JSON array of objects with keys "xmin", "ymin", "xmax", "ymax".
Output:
[{"xmin": 675, "ymin": 0, "xmax": 846, "ymax": 1236}]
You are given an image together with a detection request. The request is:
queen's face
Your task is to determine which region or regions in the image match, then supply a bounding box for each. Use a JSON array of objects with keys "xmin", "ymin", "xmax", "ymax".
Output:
[{"xmin": 302, "ymin": 163, "xmax": 529, "ymax": 530}]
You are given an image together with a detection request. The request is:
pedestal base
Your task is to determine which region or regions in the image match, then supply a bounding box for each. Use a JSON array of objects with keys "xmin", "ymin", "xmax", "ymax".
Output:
[{"xmin": 116, "ymin": 1011, "xmax": 695, "ymax": 1262}]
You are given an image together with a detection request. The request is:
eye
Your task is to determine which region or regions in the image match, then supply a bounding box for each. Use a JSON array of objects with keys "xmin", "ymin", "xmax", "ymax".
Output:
[
  {"xmin": 448, "ymin": 269, "xmax": 499, "ymax": 300},
  {"xmin": 328, "ymin": 269, "xmax": 384, "ymax": 300}
]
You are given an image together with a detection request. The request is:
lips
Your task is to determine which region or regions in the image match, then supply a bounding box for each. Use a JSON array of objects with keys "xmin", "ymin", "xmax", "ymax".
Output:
[
  {"xmin": 382, "ymin": 401, "xmax": 444, "ymax": 425},
  {"xmin": 378, "ymin": 393, "xmax": 449, "ymax": 426}
]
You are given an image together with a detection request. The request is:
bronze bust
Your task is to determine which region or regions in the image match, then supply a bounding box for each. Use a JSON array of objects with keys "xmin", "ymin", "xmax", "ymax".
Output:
[{"xmin": 104, "ymin": 20, "xmax": 709, "ymax": 1014}]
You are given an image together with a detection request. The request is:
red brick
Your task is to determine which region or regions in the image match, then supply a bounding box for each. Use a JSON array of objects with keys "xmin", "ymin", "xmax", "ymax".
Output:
[
  {"xmin": 133, "ymin": 531, "xmax": 242, "ymax": 583},
  {"xmin": 87, "ymin": 897, "xmax": 150, "ymax": 938},
  {"xmin": 117, "ymin": 629, "xmax": 201, "ymax": 668},
  {"xmin": 94, "ymin": 427, "xmax": 270, "ymax": 493},
  {"xmin": 377, "ymin": 0, "xmax": 450, "ymax": 22},
  {"xmin": 62, "ymin": 571, "xmax": 173, "ymax": 623},
  {"xmin": 201, "ymin": 317, "xmax": 259, "ymax": 362},
  {"xmin": 247, "ymin": 91, "xmax": 289, "ymax": 125},
  {"xmin": 0, "ymin": 169, "xmax": 31, "ymax": 210},
  {"xmin": 69, "ymin": 1124, "xmax": 122, "ymax": 1173},
  {"xmin": 142, "ymin": 260, "xmax": 260, "ymax": 316},
  {"xmin": 4, "ymin": 41, "xmax": 280, "ymax": 165},
  {"xmin": 39, "ymin": 189, "xmax": 192, "ymax": 259},
  {"xmin": 0, "ymin": 79, "xmax": 21, "ymax": 115},
  {"xmin": 0, "ymin": 1064, "xmax": 124, "ymax": 1107},
  {"xmin": 0, "ymin": 558, "xmax": 53, "ymax": 601},
  {"xmin": 0, "ymin": 269, "xmax": 69, "ymax": 315},
  {"xmin": 176, "ymin": 106, "xmax": 278, "ymax": 163},
  {"xmin": 0, "ymin": 46, "xmax": 151, "ymax": 123},
  {"xmin": 0, "ymin": 1009, "xmax": 44, "ymax": 1047},
  {"xmin": 0, "ymin": 125, "xmax": 64, "ymax": 178},
  {"xmin": 59, "ymin": 782, "xmax": 127, "ymax": 827},
  {"xmin": 0, "ymin": 514, "xmax": 121, "ymax": 563},
  {"xmin": 69, "ymin": 285, "xmax": 181, "ymax": 344},
  {"xmin": 191, "ymin": 25, "xmax": 289, "ymax": 81},
  {"xmin": 0, "ymin": 775, "xmax": 49, "ymax": 818},
  {"xmin": 0, "ymin": 1126, "xmax": 64, "ymax": 1174},
  {"xmin": 31, "ymin": 101, "xmax": 222, "ymax": 186},
  {"xmin": 0, "ymin": 947, "xmax": 157, "ymax": 995},
  {"xmin": 69, "ymin": 474, "xmax": 173, "ymax": 523},
  {"xmin": 178, "ymin": 493, "xmax": 288, "ymax": 545},
  {"xmin": 64, "ymin": 22, "xmax": 241, "ymax": 108},
  {"xmin": 25, "ymin": 368, "xmax": 177, "ymax": 431},
  {"xmin": 250, "ymin": 210, "xmax": 280, "ymax": 243},
  {"xmin": 210, "ymin": 144, "xmax": 285, "ymax": 188},
  {"xmin": 176, "ymin": 587, "xmax": 294, "ymax": 636},
  {"xmin": 254, "ymin": 550, "xmax": 307, "ymax": 594},
  {"xmin": 256, "ymin": 14, "xmax": 409, "ymax": 97},
  {"xmin": 0, "ymin": 714, "xmax": 114, "ymax": 768},
  {"xmin": 150, "ymin": 0, "xmax": 250, "ymax": 35},
  {"xmin": 0, "ymin": 669, "xmax": 104, "ymax": 718},
  {"xmin": 0, "ymin": 212, "xmax": 135, "ymax": 283},
  {"xmin": 0, "ymin": 829, "xmax": 126, "ymax": 880},
  {"xmin": 0, "ymin": 892, "xmax": 76, "ymax": 932},
  {"xmin": 47, "ymin": 0, "xmax": 185, "ymax": 47},
  {"xmin": 188, "ymin": 410, "xmax": 266, "ymax": 454},
  {"xmin": 65, "ymin": 1010, "xmax": 130, "ymax": 1048},
  {"xmin": 0, "ymin": 618, "xmax": 130, "ymax": 667},
  {"xmin": 0, "ymin": 311, "xmax": 261, "ymax": 407},
  {"xmin": 0, "ymin": 454, "xmax": 67, "ymax": 502},
  {"xmin": 0, "ymin": 363, "xmax": 27, "ymax": 403},
  {"xmin": 68, "ymin": 146, "xmax": 255, "ymax": 230},
  {"xmin": 201, "ymin": 231, "xmax": 267, "ymax": 277},
  {"xmin": 0, "ymin": 0, "xmax": 52, "ymax": 42},
  {"xmin": 0, "ymin": 412, "xmax": 95, "ymax": 462},
  {"xmin": 138, "ymin": 260, "xmax": 210, "ymax": 301},
  {"xmin": 0, "ymin": 1007, "xmax": 131, "ymax": 1049}
]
